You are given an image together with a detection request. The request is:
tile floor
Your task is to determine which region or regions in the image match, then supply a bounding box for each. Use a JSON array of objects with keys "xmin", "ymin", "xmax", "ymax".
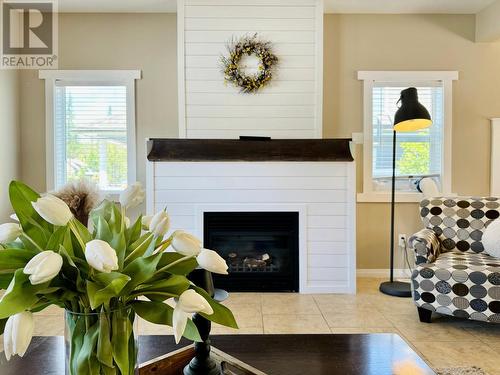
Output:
[{"xmin": 8, "ymin": 277, "xmax": 500, "ymax": 374}]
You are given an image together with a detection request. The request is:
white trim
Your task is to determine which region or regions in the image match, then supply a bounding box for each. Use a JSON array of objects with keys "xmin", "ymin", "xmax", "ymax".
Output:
[
  {"xmin": 346, "ymin": 161, "xmax": 357, "ymax": 294},
  {"xmin": 441, "ymin": 78, "xmax": 453, "ymax": 195},
  {"xmin": 357, "ymin": 71, "xmax": 459, "ymax": 82},
  {"xmin": 357, "ymin": 192, "xmax": 424, "ymax": 203},
  {"xmin": 43, "ymin": 78, "xmax": 56, "ymax": 191},
  {"xmin": 177, "ymin": 0, "xmax": 187, "ymax": 138},
  {"xmin": 39, "ymin": 70, "xmax": 141, "ymax": 80},
  {"xmin": 362, "ymin": 78, "xmax": 374, "ymax": 199},
  {"xmin": 193, "ymin": 203, "xmax": 309, "ymax": 293},
  {"xmin": 313, "ymin": 0, "xmax": 324, "ymax": 139},
  {"xmin": 357, "ymin": 268, "xmax": 409, "ymax": 279},
  {"xmin": 146, "ymin": 138, "xmax": 155, "ymax": 215},
  {"xmin": 358, "ymin": 70, "xmax": 457, "ymax": 203},
  {"xmin": 40, "ymin": 69, "xmax": 141, "ymax": 192},
  {"xmin": 491, "ymin": 118, "xmax": 500, "ymax": 196},
  {"xmin": 126, "ymin": 79, "xmax": 137, "ymax": 185}
]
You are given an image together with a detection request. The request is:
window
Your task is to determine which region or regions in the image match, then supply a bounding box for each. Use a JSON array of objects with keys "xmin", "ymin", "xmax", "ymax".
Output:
[
  {"xmin": 40, "ymin": 70, "xmax": 140, "ymax": 193},
  {"xmin": 357, "ymin": 71, "xmax": 457, "ymax": 202}
]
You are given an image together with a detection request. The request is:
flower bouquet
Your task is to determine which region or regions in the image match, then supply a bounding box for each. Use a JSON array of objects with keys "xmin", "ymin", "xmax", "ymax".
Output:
[{"xmin": 0, "ymin": 181, "xmax": 237, "ymax": 374}]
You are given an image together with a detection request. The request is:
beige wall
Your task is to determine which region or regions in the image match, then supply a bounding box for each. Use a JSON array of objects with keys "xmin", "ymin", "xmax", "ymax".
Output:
[
  {"xmin": 323, "ymin": 14, "xmax": 500, "ymax": 268},
  {"xmin": 18, "ymin": 13, "xmax": 500, "ymax": 268},
  {"xmin": 19, "ymin": 13, "xmax": 178, "ymax": 192},
  {"xmin": 0, "ymin": 70, "xmax": 20, "ymax": 221}
]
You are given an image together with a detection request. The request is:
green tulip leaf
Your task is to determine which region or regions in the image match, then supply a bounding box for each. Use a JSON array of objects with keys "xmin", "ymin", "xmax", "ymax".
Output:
[
  {"xmin": 95, "ymin": 216, "xmax": 113, "ymax": 243},
  {"xmin": 125, "ymin": 215, "xmax": 142, "ymax": 246},
  {"xmin": 9, "ymin": 180, "xmax": 52, "ymax": 248},
  {"xmin": 121, "ymin": 253, "xmax": 162, "ymax": 295},
  {"xmin": 157, "ymin": 252, "xmax": 198, "ymax": 276},
  {"xmin": 138, "ymin": 275, "xmax": 190, "ymax": 296},
  {"xmin": 111, "ymin": 308, "xmax": 133, "ymax": 375},
  {"xmin": 0, "ymin": 249, "xmax": 37, "ymax": 271},
  {"xmin": 90, "ymin": 200, "xmax": 114, "ymax": 228},
  {"xmin": 71, "ymin": 218, "xmax": 92, "ymax": 244},
  {"xmin": 0, "ymin": 269, "xmax": 48, "ymax": 319},
  {"xmin": 124, "ymin": 233, "xmax": 154, "ymax": 265},
  {"xmin": 58, "ymin": 246, "xmax": 86, "ymax": 293},
  {"xmin": 47, "ymin": 226, "xmax": 69, "ymax": 252},
  {"xmin": 97, "ymin": 310, "xmax": 114, "ymax": 368},
  {"xmin": 76, "ymin": 320, "xmax": 99, "ymax": 375},
  {"xmin": 68, "ymin": 314, "xmax": 86, "ymax": 375},
  {"xmin": 110, "ymin": 231, "xmax": 127, "ymax": 270},
  {"xmin": 0, "ymin": 273, "xmax": 14, "ymax": 289},
  {"xmin": 131, "ymin": 300, "xmax": 201, "ymax": 342},
  {"xmin": 87, "ymin": 273, "xmax": 131, "ymax": 310}
]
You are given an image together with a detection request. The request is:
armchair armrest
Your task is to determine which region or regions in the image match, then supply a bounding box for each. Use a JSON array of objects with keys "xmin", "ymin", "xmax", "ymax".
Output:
[{"xmin": 409, "ymin": 228, "xmax": 441, "ymax": 265}]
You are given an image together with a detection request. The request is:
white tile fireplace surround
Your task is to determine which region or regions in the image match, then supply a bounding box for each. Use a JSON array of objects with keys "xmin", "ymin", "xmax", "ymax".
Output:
[{"xmin": 146, "ymin": 139, "xmax": 356, "ymax": 294}]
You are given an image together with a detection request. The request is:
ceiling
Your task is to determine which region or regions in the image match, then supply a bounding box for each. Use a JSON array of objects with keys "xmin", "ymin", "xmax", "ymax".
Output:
[{"xmin": 58, "ymin": 0, "xmax": 497, "ymax": 14}]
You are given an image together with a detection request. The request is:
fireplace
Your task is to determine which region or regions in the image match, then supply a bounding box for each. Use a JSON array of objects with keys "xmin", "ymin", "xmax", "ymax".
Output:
[
  {"xmin": 204, "ymin": 212, "xmax": 299, "ymax": 292},
  {"xmin": 147, "ymin": 138, "xmax": 356, "ymax": 294}
]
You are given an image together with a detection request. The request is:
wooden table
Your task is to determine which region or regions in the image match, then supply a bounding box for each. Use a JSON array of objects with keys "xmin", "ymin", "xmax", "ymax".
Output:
[{"xmin": 0, "ymin": 334, "xmax": 435, "ymax": 375}]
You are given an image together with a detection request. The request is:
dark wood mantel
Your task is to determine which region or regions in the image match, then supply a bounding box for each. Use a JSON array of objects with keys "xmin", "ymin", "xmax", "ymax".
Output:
[{"xmin": 147, "ymin": 138, "xmax": 353, "ymax": 162}]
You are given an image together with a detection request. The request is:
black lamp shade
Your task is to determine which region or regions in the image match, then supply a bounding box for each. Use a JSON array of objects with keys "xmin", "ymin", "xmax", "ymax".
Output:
[{"xmin": 393, "ymin": 87, "xmax": 432, "ymax": 132}]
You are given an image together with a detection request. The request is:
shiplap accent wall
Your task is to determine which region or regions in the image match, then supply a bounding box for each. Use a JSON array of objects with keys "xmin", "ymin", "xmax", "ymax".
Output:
[
  {"xmin": 177, "ymin": 0, "xmax": 323, "ymax": 139},
  {"xmin": 147, "ymin": 161, "xmax": 356, "ymax": 294}
]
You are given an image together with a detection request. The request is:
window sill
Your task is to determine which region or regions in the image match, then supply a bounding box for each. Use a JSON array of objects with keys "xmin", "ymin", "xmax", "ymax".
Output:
[{"xmin": 357, "ymin": 192, "xmax": 424, "ymax": 203}]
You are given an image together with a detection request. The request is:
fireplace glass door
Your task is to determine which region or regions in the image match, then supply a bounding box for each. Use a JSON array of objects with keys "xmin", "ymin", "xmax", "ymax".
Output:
[{"xmin": 204, "ymin": 212, "xmax": 299, "ymax": 292}]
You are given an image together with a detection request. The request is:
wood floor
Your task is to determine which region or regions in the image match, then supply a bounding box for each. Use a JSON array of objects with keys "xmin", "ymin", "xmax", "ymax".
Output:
[{"xmin": 6, "ymin": 277, "xmax": 500, "ymax": 374}]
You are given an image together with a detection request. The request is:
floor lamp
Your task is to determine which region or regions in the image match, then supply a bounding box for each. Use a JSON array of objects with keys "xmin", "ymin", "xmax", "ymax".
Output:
[{"xmin": 379, "ymin": 87, "xmax": 432, "ymax": 297}]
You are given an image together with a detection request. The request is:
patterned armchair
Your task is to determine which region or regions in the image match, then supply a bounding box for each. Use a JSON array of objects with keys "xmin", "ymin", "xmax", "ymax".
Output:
[{"xmin": 410, "ymin": 197, "xmax": 500, "ymax": 324}]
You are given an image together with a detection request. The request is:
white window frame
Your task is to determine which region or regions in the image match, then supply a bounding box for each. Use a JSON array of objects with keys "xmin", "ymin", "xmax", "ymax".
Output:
[
  {"xmin": 357, "ymin": 71, "xmax": 458, "ymax": 203},
  {"xmin": 39, "ymin": 70, "xmax": 141, "ymax": 193}
]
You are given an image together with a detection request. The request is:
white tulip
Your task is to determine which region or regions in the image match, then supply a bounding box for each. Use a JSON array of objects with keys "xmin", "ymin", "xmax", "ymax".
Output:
[
  {"xmin": 119, "ymin": 182, "xmax": 145, "ymax": 209},
  {"xmin": 4, "ymin": 311, "xmax": 34, "ymax": 361},
  {"xmin": 23, "ymin": 251, "xmax": 63, "ymax": 285},
  {"xmin": 0, "ymin": 223, "xmax": 22, "ymax": 243},
  {"xmin": 177, "ymin": 289, "xmax": 214, "ymax": 314},
  {"xmin": 172, "ymin": 306, "xmax": 188, "ymax": 345},
  {"xmin": 196, "ymin": 249, "xmax": 229, "ymax": 275},
  {"xmin": 124, "ymin": 216, "xmax": 131, "ymax": 228},
  {"xmin": 141, "ymin": 215, "xmax": 153, "ymax": 229},
  {"xmin": 31, "ymin": 194, "xmax": 73, "ymax": 226},
  {"xmin": 171, "ymin": 231, "xmax": 202, "ymax": 256},
  {"xmin": 85, "ymin": 239, "xmax": 119, "ymax": 273},
  {"xmin": 173, "ymin": 289, "xmax": 213, "ymax": 344},
  {"xmin": 149, "ymin": 211, "xmax": 170, "ymax": 237},
  {"xmin": 9, "ymin": 213, "xmax": 19, "ymax": 222}
]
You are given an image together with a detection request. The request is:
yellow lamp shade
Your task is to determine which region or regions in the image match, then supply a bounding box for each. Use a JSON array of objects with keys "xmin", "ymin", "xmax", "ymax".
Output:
[
  {"xmin": 393, "ymin": 118, "xmax": 432, "ymax": 132},
  {"xmin": 393, "ymin": 87, "xmax": 432, "ymax": 132}
]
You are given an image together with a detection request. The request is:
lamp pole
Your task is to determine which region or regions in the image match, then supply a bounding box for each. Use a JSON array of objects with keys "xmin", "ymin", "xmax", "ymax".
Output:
[
  {"xmin": 390, "ymin": 130, "xmax": 396, "ymax": 283},
  {"xmin": 379, "ymin": 128, "xmax": 411, "ymax": 297}
]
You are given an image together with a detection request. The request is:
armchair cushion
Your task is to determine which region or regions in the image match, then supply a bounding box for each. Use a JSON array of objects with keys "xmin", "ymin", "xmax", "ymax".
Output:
[
  {"xmin": 409, "ymin": 228, "xmax": 441, "ymax": 265},
  {"xmin": 412, "ymin": 250, "xmax": 500, "ymax": 323},
  {"xmin": 419, "ymin": 197, "xmax": 500, "ymax": 254}
]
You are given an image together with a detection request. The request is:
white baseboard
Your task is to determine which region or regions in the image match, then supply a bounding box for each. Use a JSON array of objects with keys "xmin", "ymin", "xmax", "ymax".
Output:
[{"xmin": 357, "ymin": 268, "xmax": 411, "ymax": 278}]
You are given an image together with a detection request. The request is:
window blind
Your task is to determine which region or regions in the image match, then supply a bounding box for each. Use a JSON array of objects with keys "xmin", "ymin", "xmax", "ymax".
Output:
[
  {"xmin": 54, "ymin": 83, "xmax": 128, "ymax": 191},
  {"xmin": 371, "ymin": 83, "xmax": 443, "ymax": 190}
]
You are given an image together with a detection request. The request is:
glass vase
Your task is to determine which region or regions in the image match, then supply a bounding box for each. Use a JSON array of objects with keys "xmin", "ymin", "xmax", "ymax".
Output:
[{"xmin": 64, "ymin": 307, "xmax": 138, "ymax": 375}]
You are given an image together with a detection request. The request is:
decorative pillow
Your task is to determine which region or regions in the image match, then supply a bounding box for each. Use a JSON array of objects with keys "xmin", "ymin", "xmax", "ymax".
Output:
[{"xmin": 482, "ymin": 219, "xmax": 500, "ymax": 258}]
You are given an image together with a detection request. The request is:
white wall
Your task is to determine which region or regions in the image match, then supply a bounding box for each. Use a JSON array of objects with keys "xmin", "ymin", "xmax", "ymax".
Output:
[
  {"xmin": 0, "ymin": 70, "xmax": 20, "ymax": 221},
  {"xmin": 178, "ymin": 0, "xmax": 323, "ymax": 139},
  {"xmin": 148, "ymin": 161, "xmax": 356, "ymax": 293}
]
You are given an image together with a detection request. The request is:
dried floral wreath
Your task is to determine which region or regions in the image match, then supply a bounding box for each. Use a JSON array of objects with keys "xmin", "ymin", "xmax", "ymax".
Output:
[{"xmin": 221, "ymin": 34, "xmax": 278, "ymax": 93}]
